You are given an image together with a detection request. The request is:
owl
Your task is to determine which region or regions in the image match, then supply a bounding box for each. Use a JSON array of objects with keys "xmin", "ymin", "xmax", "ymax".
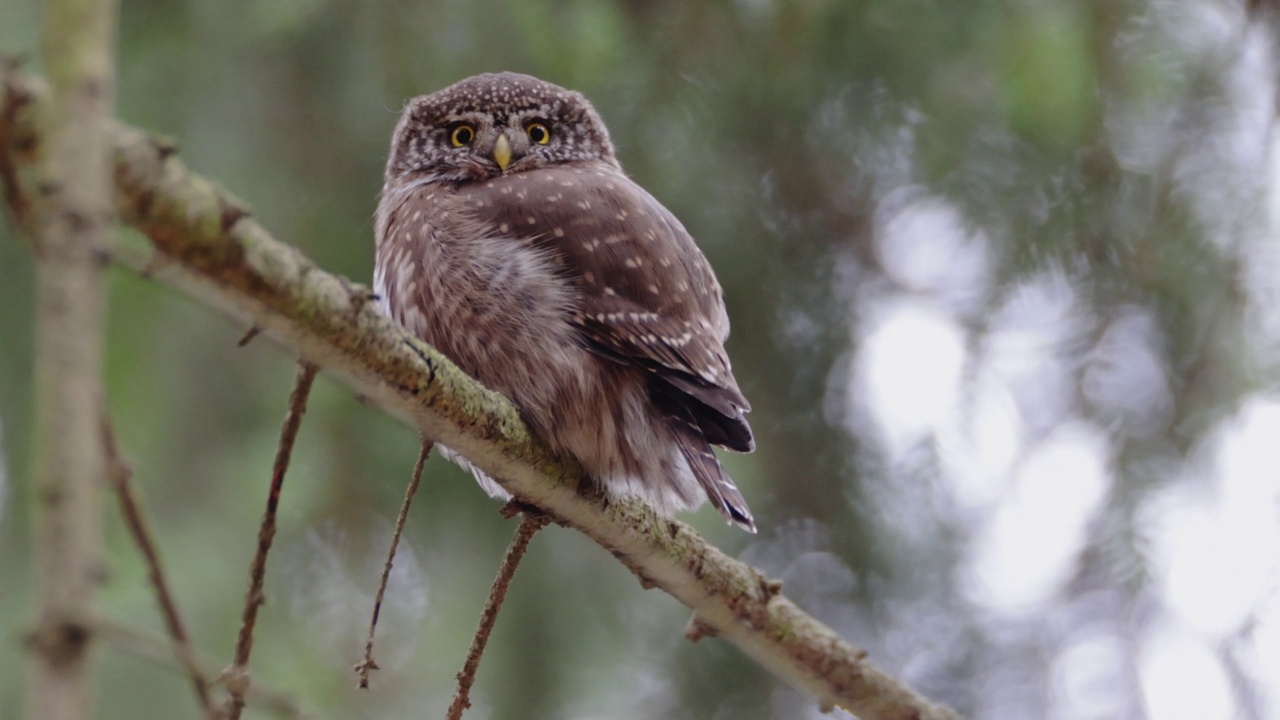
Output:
[{"xmin": 374, "ymin": 72, "xmax": 755, "ymax": 531}]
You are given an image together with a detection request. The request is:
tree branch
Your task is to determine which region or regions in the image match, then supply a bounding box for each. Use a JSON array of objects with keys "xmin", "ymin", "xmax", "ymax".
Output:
[
  {"xmin": 22, "ymin": 0, "xmax": 119, "ymax": 715},
  {"xmin": 356, "ymin": 438, "xmax": 433, "ymax": 689},
  {"xmin": 447, "ymin": 507, "xmax": 549, "ymax": 720},
  {"xmin": 1, "ymin": 68, "xmax": 958, "ymax": 720},
  {"xmin": 225, "ymin": 360, "xmax": 318, "ymax": 720},
  {"xmin": 102, "ymin": 417, "xmax": 216, "ymax": 717}
]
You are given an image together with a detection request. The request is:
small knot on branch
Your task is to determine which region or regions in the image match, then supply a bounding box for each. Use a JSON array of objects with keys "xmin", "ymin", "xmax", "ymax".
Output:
[
  {"xmin": 219, "ymin": 664, "xmax": 252, "ymax": 698},
  {"xmin": 25, "ymin": 619, "xmax": 93, "ymax": 664},
  {"xmin": 684, "ymin": 615, "xmax": 719, "ymax": 643}
]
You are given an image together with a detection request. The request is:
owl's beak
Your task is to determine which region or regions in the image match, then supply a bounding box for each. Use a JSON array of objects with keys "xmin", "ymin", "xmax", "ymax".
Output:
[{"xmin": 493, "ymin": 134, "xmax": 512, "ymax": 171}]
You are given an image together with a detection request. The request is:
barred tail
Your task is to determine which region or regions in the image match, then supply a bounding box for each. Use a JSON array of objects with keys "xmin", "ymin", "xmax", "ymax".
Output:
[{"xmin": 670, "ymin": 411, "xmax": 756, "ymax": 533}]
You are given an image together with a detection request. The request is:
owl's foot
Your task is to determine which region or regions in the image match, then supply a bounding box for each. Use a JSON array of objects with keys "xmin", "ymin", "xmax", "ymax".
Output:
[{"xmin": 498, "ymin": 498, "xmax": 551, "ymax": 525}]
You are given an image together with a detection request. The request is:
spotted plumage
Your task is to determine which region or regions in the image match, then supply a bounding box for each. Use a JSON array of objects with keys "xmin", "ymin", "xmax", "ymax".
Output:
[{"xmin": 375, "ymin": 72, "xmax": 755, "ymax": 531}]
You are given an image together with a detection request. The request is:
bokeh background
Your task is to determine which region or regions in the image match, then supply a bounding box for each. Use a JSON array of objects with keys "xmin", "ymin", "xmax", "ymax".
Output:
[{"xmin": 3, "ymin": 1, "xmax": 1280, "ymax": 719}]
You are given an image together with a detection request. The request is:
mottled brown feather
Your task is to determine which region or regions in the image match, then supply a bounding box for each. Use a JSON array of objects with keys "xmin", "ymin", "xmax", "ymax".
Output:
[{"xmin": 448, "ymin": 166, "xmax": 754, "ymax": 450}]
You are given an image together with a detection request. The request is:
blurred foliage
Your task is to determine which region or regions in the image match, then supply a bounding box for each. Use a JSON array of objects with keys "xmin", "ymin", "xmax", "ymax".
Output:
[{"xmin": 3, "ymin": 1, "xmax": 1280, "ymax": 719}]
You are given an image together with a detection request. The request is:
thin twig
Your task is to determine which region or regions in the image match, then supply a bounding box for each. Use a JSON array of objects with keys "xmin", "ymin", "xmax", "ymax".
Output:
[
  {"xmin": 96, "ymin": 618, "xmax": 311, "ymax": 720},
  {"xmin": 355, "ymin": 437, "xmax": 433, "ymax": 688},
  {"xmin": 237, "ymin": 325, "xmax": 262, "ymax": 347},
  {"xmin": 446, "ymin": 510, "xmax": 549, "ymax": 720},
  {"xmin": 101, "ymin": 417, "xmax": 217, "ymax": 718},
  {"xmin": 224, "ymin": 360, "xmax": 319, "ymax": 720}
]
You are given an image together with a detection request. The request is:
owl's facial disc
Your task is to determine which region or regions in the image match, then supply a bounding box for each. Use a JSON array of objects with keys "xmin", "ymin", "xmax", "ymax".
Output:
[{"xmin": 386, "ymin": 72, "xmax": 620, "ymax": 184}]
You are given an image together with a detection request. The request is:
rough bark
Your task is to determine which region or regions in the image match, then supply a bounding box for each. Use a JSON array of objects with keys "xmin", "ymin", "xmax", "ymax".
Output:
[
  {"xmin": 1, "ymin": 68, "xmax": 958, "ymax": 720},
  {"xmin": 22, "ymin": 0, "xmax": 119, "ymax": 718}
]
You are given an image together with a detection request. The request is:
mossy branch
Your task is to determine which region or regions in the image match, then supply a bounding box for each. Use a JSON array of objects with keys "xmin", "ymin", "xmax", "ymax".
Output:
[{"xmin": 1, "ymin": 68, "xmax": 958, "ymax": 720}]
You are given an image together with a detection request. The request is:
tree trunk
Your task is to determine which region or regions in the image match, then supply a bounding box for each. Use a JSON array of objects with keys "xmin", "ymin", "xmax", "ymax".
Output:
[{"xmin": 25, "ymin": 1, "xmax": 119, "ymax": 718}]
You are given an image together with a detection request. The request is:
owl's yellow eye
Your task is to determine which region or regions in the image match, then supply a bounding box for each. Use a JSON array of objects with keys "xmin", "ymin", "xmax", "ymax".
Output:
[
  {"xmin": 449, "ymin": 124, "xmax": 475, "ymax": 147},
  {"xmin": 525, "ymin": 121, "xmax": 551, "ymax": 145}
]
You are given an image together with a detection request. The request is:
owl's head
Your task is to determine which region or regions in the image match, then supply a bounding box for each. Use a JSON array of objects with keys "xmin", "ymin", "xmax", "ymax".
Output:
[{"xmin": 385, "ymin": 72, "xmax": 619, "ymax": 184}]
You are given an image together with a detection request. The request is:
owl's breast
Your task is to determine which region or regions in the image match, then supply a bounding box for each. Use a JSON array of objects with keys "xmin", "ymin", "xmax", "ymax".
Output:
[{"xmin": 374, "ymin": 184, "xmax": 588, "ymax": 409}]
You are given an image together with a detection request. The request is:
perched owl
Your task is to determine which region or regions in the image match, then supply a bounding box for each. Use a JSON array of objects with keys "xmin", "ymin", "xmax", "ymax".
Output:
[{"xmin": 374, "ymin": 72, "xmax": 756, "ymax": 531}]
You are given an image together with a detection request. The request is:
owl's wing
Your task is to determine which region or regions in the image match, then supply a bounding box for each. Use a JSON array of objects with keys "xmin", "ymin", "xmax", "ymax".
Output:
[{"xmin": 451, "ymin": 164, "xmax": 754, "ymax": 453}]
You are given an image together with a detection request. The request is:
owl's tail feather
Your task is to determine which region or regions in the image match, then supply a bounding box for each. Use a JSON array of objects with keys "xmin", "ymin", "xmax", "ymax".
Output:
[{"xmin": 670, "ymin": 412, "xmax": 756, "ymax": 533}]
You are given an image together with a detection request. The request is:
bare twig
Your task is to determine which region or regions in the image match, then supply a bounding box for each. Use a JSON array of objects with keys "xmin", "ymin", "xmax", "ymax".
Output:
[
  {"xmin": 96, "ymin": 619, "xmax": 311, "ymax": 720},
  {"xmin": 101, "ymin": 418, "xmax": 216, "ymax": 717},
  {"xmin": 446, "ymin": 509, "xmax": 549, "ymax": 720},
  {"xmin": 1, "ymin": 70, "xmax": 959, "ymax": 720},
  {"xmin": 237, "ymin": 325, "xmax": 262, "ymax": 347},
  {"xmin": 224, "ymin": 360, "xmax": 319, "ymax": 720},
  {"xmin": 355, "ymin": 437, "xmax": 433, "ymax": 688}
]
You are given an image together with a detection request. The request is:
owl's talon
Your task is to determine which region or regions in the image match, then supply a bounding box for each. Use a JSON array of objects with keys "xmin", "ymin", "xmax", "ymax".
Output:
[
  {"xmin": 498, "ymin": 498, "xmax": 545, "ymax": 521},
  {"xmin": 340, "ymin": 279, "xmax": 379, "ymax": 315}
]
